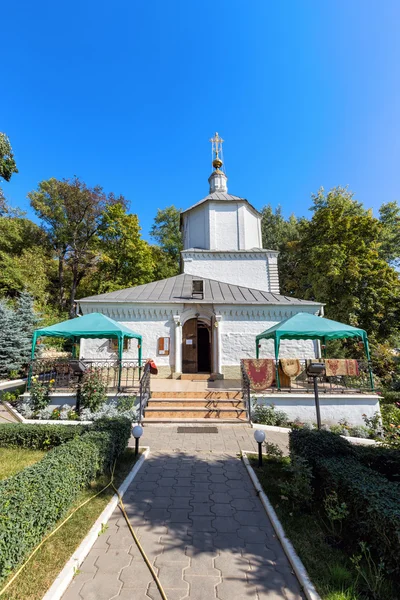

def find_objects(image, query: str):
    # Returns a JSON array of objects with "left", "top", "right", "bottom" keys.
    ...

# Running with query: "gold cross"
[{"left": 209, "top": 132, "right": 224, "bottom": 157}]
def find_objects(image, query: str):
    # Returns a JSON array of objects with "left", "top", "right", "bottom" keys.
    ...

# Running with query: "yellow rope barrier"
[
  {"left": 112, "top": 482, "right": 169, "bottom": 600},
  {"left": 0, "top": 457, "right": 168, "bottom": 600}
]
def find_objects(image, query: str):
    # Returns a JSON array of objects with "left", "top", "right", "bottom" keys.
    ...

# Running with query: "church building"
[{"left": 78, "top": 134, "right": 323, "bottom": 378}]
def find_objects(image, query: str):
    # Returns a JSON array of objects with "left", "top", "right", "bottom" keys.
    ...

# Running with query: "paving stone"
[
  {"left": 157, "top": 564, "right": 189, "bottom": 588},
  {"left": 183, "top": 575, "right": 221, "bottom": 600},
  {"left": 168, "top": 509, "right": 192, "bottom": 523},
  {"left": 155, "top": 547, "right": 190, "bottom": 565},
  {"left": 62, "top": 572, "right": 96, "bottom": 599},
  {"left": 216, "top": 578, "right": 257, "bottom": 599},
  {"left": 189, "top": 516, "right": 216, "bottom": 532},
  {"left": 210, "top": 503, "right": 235, "bottom": 517},
  {"left": 231, "top": 498, "right": 257, "bottom": 511},
  {"left": 191, "top": 492, "right": 211, "bottom": 503},
  {"left": 119, "top": 561, "right": 155, "bottom": 588},
  {"left": 146, "top": 582, "right": 189, "bottom": 600},
  {"left": 237, "top": 526, "right": 269, "bottom": 543},
  {"left": 95, "top": 549, "right": 131, "bottom": 574},
  {"left": 234, "top": 510, "right": 270, "bottom": 526},
  {"left": 79, "top": 577, "right": 122, "bottom": 599},
  {"left": 183, "top": 550, "right": 219, "bottom": 576},
  {"left": 214, "top": 551, "right": 251, "bottom": 576},
  {"left": 209, "top": 492, "right": 231, "bottom": 504},
  {"left": 227, "top": 488, "right": 252, "bottom": 499},
  {"left": 172, "top": 486, "right": 193, "bottom": 497},
  {"left": 190, "top": 502, "right": 214, "bottom": 516},
  {"left": 191, "top": 482, "right": 211, "bottom": 493},
  {"left": 211, "top": 516, "right": 240, "bottom": 533},
  {"left": 146, "top": 496, "right": 173, "bottom": 508},
  {"left": 174, "top": 477, "right": 193, "bottom": 486},
  {"left": 170, "top": 497, "right": 193, "bottom": 509}
]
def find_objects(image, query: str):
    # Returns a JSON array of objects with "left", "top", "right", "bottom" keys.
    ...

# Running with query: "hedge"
[
  {"left": 0, "top": 423, "right": 90, "bottom": 450},
  {"left": 289, "top": 429, "right": 400, "bottom": 575},
  {"left": 318, "top": 457, "right": 400, "bottom": 575},
  {"left": 0, "top": 417, "right": 131, "bottom": 581}
]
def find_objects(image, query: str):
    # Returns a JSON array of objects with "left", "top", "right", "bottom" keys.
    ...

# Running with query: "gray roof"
[
  {"left": 78, "top": 274, "right": 322, "bottom": 306},
  {"left": 181, "top": 192, "right": 262, "bottom": 216}
]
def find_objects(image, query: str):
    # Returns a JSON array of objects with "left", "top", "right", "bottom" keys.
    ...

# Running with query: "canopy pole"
[
  {"left": 138, "top": 339, "right": 142, "bottom": 378},
  {"left": 27, "top": 332, "right": 38, "bottom": 390},
  {"left": 322, "top": 336, "right": 327, "bottom": 358},
  {"left": 364, "top": 336, "right": 374, "bottom": 392},
  {"left": 256, "top": 339, "right": 260, "bottom": 359},
  {"left": 117, "top": 335, "right": 124, "bottom": 392},
  {"left": 275, "top": 336, "right": 281, "bottom": 391}
]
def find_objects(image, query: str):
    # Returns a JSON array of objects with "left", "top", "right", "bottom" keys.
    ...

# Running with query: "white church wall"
[
  {"left": 183, "top": 204, "right": 209, "bottom": 250},
  {"left": 254, "top": 394, "right": 380, "bottom": 426},
  {"left": 210, "top": 203, "right": 238, "bottom": 250},
  {"left": 182, "top": 251, "right": 277, "bottom": 292},
  {"left": 79, "top": 303, "right": 183, "bottom": 378},
  {"left": 242, "top": 204, "right": 262, "bottom": 248},
  {"left": 219, "top": 310, "right": 317, "bottom": 378}
]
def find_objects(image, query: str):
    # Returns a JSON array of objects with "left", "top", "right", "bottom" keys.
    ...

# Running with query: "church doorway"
[{"left": 182, "top": 318, "right": 212, "bottom": 374}]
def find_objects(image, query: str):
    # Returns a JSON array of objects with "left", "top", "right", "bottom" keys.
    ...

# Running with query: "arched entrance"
[{"left": 182, "top": 317, "right": 212, "bottom": 374}]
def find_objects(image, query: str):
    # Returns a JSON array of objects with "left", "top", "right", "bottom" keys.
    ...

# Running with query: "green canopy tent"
[
  {"left": 28, "top": 312, "right": 143, "bottom": 391},
  {"left": 255, "top": 312, "right": 374, "bottom": 390}
]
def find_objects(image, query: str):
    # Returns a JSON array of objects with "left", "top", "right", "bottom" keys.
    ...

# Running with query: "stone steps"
[
  {"left": 180, "top": 373, "right": 213, "bottom": 381},
  {"left": 147, "top": 398, "right": 246, "bottom": 409},
  {"left": 151, "top": 390, "right": 241, "bottom": 400},
  {"left": 143, "top": 407, "right": 247, "bottom": 420}
]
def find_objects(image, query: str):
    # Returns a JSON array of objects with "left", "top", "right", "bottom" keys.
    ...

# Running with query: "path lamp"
[
  {"left": 254, "top": 429, "right": 266, "bottom": 467},
  {"left": 132, "top": 425, "right": 143, "bottom": 457},
  {"left": 306, "top": 362, "right": 326, "bottom": 430}
]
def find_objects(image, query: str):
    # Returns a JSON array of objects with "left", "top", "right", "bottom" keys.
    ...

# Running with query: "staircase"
[{"left": 142, "top": 376, "right": 248, "bottom": 423}]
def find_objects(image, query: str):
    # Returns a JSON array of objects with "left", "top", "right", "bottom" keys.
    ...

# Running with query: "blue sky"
[{"left": 2, "top": 0, "right": 399, "bottom": 239}]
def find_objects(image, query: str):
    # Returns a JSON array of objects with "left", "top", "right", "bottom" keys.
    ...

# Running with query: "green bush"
[
  {"left": 354, "top": 445, "right": 400, "bottom": 483},
  {"left": 0, "top": 417, "right": 131, "bottom": 581},
  {"left": 380, "top": 390, "right": 400, "bottom": 405},
  {"left": 0, "top": 423, "right": 89, "bottom": 450},
  {"left": 318, "top": 456, "right": 400, "bottom": 576},
  {"left": 80, "top": 369, "right": 108, "bottom": 412},
  {"left": 252, "top": 402, "right": 289, "bottom": 426},
  {"left": 289, "top": 428, "right": 356, "bottom": 464}
]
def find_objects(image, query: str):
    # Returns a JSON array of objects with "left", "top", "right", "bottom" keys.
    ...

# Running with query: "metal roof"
[
  {"left": 78, "top": 274, "right": 322, "bottom": 306},
  {"left": 181, "top": 192, "right": 262, "bottom": 216}
]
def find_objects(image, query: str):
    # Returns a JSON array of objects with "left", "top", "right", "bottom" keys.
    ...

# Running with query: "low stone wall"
[{"left": 255, "top": 393, "right": 380, "bottom": 426}]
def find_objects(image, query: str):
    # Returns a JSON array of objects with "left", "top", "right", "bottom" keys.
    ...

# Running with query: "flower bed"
[{"left": 0, "top": 418, "right": 131, "bottom": 582}]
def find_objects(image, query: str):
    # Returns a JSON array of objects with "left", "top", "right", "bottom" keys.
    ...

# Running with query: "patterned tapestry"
[
  {"left": 325, "top": 359, "right": 359, "bottom": 377},
  {"left": 242, "top": 359, "right": 275, "bottom": 391},
  {"left": 280, "top": 358, "right": 302, "bottom": 379}
]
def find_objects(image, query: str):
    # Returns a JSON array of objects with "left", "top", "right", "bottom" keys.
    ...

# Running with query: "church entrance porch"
[{"left": 182, "top": 317, "right": 212, "bottom": 374}]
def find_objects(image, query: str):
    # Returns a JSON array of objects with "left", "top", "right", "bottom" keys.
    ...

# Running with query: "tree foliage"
[
  {"left": 150, "top": 205, "right": 182, "bottom": 278},
  {"left": 0, "top": 132, "right": 18, "bottom": 215},
  {"left": 28, "top": 177, "right": 128, "bottom": 316}
]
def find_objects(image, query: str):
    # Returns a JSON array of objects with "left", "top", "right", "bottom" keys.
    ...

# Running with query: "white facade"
[
  {"left": 80, "top": 303, "right": 319, "bottom": 378},
  {"left": 182, "top": 250, "right": 279, "bottom": 293}
]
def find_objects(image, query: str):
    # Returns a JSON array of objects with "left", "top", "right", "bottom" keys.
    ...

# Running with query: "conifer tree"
[
  {"left": 0, "top": 300, "right": 18, "bottom": 378},
  {"left": 14, "top": 291, "right": 39, "bottom": 369}
]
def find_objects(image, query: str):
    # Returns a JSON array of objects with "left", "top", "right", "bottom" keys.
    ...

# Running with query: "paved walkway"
[{"left": 63, "top": 426, "right": 303, "bottom": 600}]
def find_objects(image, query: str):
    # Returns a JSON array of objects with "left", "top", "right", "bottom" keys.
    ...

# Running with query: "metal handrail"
[
  {"left": 138, "top": 361, "right": 151, "bottom": 424},
  {"left": 240, "top": 360, "right": 251, "bottom": 422}
]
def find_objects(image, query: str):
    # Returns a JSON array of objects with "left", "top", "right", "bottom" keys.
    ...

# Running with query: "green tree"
[
  {"left": 150, "top": 205, "right": 182, "bottom": 278},
  {"left": 0, "top": 132, "right": 18, "bottom": 215},
  {"left": 14, "top": 291, "right": 39, "bottom": 369},
  {"left": 0, "top": 300, "right": 18, "bottom": 378},
  {"left": 81, "top": 204, "right": 155, "bottom": 294},
  {"left": 28, "top": 177, "right": 127, "bottom": 317},
  {"left": 284, "top": 187, "right": 400, "bottom": 342},
  {"left": 378, "top": 201, "right": 400, "bottom": 267},
  {"left": 0, "top": 216, "right": 54, "bottom": 302}
]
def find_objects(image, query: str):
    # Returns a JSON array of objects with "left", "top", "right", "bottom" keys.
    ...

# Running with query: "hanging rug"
[
  {"left": 325, "top": 359, "right": 359, "bottom": 377},
  {"left": 242, "top": 359, "right": 275, "bottom": 391},
  {"left": 280, "top": 358, "right": 302, "bottom": 378}
]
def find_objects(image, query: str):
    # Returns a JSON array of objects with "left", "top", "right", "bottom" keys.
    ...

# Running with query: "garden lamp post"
[
  {"left": 306, "top": 362, "right": 326, "bottom": 430},
  {"left": 254, "top": 429, "right": 266, "bottom": 466},
  {"left": 132, "top": 425, "right": 143, "bottom": 457}
]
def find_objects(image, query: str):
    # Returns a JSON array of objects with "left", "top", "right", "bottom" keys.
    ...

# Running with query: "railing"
[
  {"left": 27, "top": 358, "right": 149, "bottom": 392},
  {"left": 138, "top": 361, "right": 151, "bottom": 424},
  {"left": 240, "top": 360, "right": 252, "bottom": 421},
  {"left": 241, "top": 359, "right": 376, "bottom": 394}
]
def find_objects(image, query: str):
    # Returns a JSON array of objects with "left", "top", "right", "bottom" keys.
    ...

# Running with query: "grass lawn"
[
  {"left": 1, "top": 448, "right": 141, "bottom": 600},
  {"left": 248, "top": 455, "right": 362, "bottom": 600},
  {"left": 0, "top": 448, "right": 46, "bottom": 480}
]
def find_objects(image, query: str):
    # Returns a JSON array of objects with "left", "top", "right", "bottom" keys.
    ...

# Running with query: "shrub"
[
  {"left": 318, "top": 456, "right": 400, "bottom": 576},
  {"left": 79, "top": 369, "right": 108, "bottom": 412},
  {"left": 280, "top": 455, "right": 313, "bottom": 511},
  {"left": 252, "top": 402, "right": 289, "bottom": 426},
  {"left": 380, "top": 390, "right": 400, "bottom": 405},
  {"left": 354, "top": 445, "right": 400, "bottom": 483},
  {"left": 0, "top": 423, "right": 89, "bottom": 450},
  {"left": 116, "top": 395, "right": 136, "bottom": 412},
  {"left": 0, "top": 417, "right": 130, "bottom": 581},
  {"left": 289, "top": 428, "right": 356, "bottom": 464},
  {"left": 29, "top": 378, "right": 53, "bottom": 411}
]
